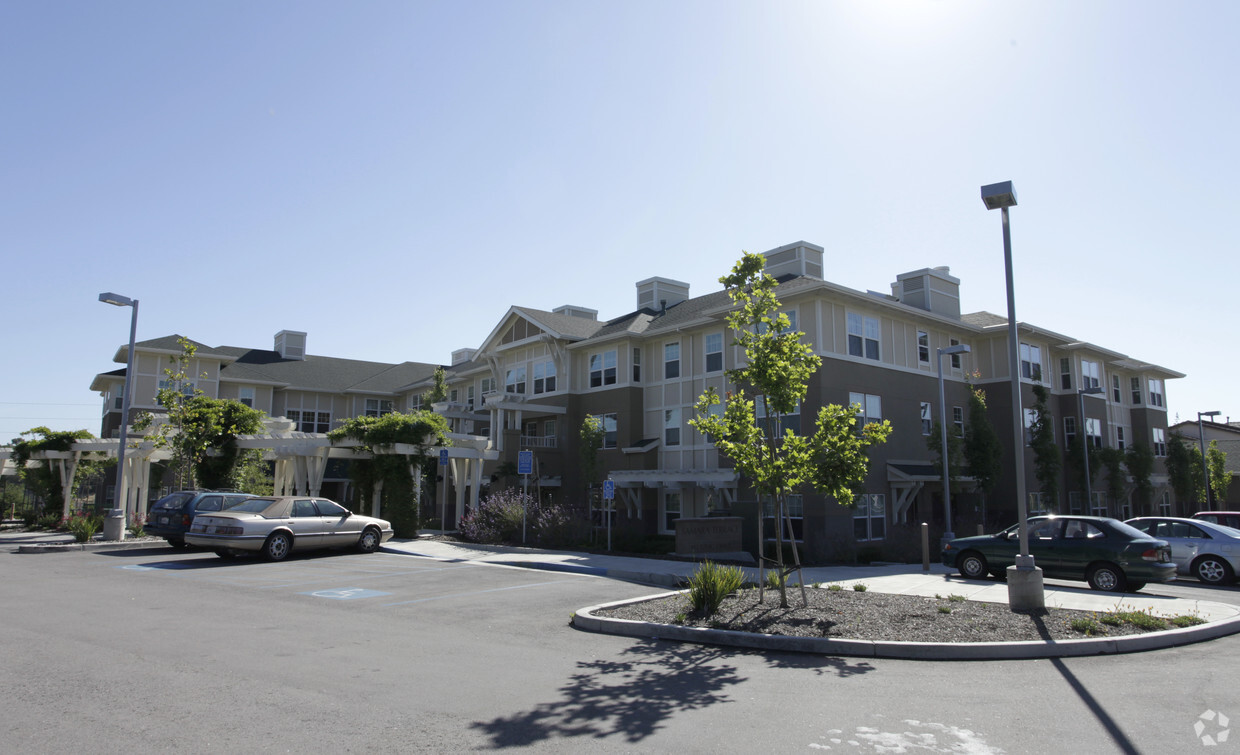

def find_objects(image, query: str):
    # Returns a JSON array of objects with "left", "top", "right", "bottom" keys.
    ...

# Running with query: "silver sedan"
[
  {"left": 1125, "top": 516, "right": 1240, "bottom": 585},
  {"left": 186, "top": 496, "right": 393, "bottom": 561}
]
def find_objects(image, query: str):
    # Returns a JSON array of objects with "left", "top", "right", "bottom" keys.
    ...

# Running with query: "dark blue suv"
[{"left": 146, "top": 491, "right": 257, "bottom": 548}]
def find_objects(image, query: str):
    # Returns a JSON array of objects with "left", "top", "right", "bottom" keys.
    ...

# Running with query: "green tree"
[
  {"left": 579, "top": 414, "right": 604, "bottom": 505},
  {"left": 963, "top": 385, "right": 1003, "bottom": 526},
  {"left": 1098, "top": 447, "right": 1127, "bottom": 511},
  {"left": 1064, "top": 435, "right": 1103, "bottom": 503},
  {"left": 329, "top": 411, "right": 451, "bottom": 537},
  {"left": 1028, "top": 385, "right": 1061, "bottom": 511},
  {"left": 1165, "top": 432, "right": 1202, "bottom": 506},
  {"left": 691, "top": 253, "right": 892, "bottom": 608},
  {"left": 10, "top": 427, "right": 101, "bottom": 514},
  {"left": 1125, "top": 442, "right": 1155, "bottom": 514},
  {"left": 1207, "top": 440, "right": 1230, "bottom": 507},
  {"left": 422, "top": 366, "right": 449, "bottom": 406},
  {"left": 926, "top": 420, "right": 965, "bottom": 493}
]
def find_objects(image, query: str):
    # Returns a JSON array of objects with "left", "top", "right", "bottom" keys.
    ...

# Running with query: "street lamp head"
[
  {"left": 981, "top": 181, "right": 1017, "bottom": 210},
  {"left": 1199, "top": 410, "right": 1222, "bottom": 419},
  {"left": 940, "top": 344, "right": 971, "bottom": 356},
  {"left": 98, "top": 292, "right": 135, "bottom": 308}
]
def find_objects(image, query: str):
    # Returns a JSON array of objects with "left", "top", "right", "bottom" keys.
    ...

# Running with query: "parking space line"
[
  {"left": 256, "top": 564, "right": 483, "bottom": 590},
  {"left": 381, "top": 578, "right": 574, "bottom": 607}
]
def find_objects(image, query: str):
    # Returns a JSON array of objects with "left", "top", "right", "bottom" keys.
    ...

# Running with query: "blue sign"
[
  {"left": 518, "top": 450, "right": 534, "bottom": 476},
  {"left": 603, "top": 479, "right": 615, "bottom": 500},
  {"left": 439, "top": 448, "right": 449, "bottom": 466}
]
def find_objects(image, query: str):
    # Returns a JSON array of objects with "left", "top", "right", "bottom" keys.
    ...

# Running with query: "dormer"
[
  {"left": 552, "top": 305, "right": 598, "bottom": 321},
  {"left": 891, "top": 267, "right": 961, "bottom": 319},
  {"left": 763, "top": 241, "right": 824, "bottom": 280},
  {"left": 636, "top": 277, "right": 690, "bottom": 311},
  {"left": 275, "top": 330, "right": 307, "bottom": 361}
]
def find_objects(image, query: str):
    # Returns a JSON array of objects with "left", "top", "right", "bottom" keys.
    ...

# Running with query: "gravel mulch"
[{"left": 596, "top": 586, "right": 1198, "bottom": 643}]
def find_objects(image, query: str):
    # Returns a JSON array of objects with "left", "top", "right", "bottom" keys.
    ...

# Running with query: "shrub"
[
  {"left": 38, "top": 512, "right": 61, "bottom": 530},
  {"left": 64, "top": 514, "right": 102, "bottom": 543},
  {"left": 458, "top": 488, "right": 533, "bottom": 544},
  {"left": 687, "top": 560, "right": 746, "bottom": 616},
  {"left": 533, "top": 501, "right": 592, "bottom": 549},
  {"left": 128, "top": 513, "right": 146, "bottom": 538}
]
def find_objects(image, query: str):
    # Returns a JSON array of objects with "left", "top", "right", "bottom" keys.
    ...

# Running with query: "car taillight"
[
  {"left": 1141, "top": 548, "right": 1166, "bottom": 562},
  {"left": 182, "top": 514, "right": 192, "bottom": 527}
]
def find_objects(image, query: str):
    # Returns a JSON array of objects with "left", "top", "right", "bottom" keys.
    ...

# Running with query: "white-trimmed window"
[
  {"left": 1019, "top": 343, "right": 1042, "bottom": 382},
  {"left": 920, "top": 402, "right": 932, "bottom": 435},
  {"left": 1068, "top": 491, "right": 1082, "bottom": 515},
  {"left": 1090, "top": 492, "right": 1107, "bottom": 518},
  {"left": 949, "top": 338, "right": 963, "bottom": 369},
  {"left": 1159, "top": 491, "right": 1172, "bottom": 516},
  {"left": 705, "top": 333, "right": 724, "bottom": 373},
  {"left": 1028, "top": 492, "right": 1050, "bottom": 516},
  {"left": 1153, "top": 427, "right": 1166, "bottom": 457},
  {"left": 853, "top": 494, "right": 886, "bottom": 541},
  {"left": 1112, "top": 374, "right": 1122, "bottom": 404},
  {"left": 952, "top": 406, "right": 964, "bottom": 436},
  {"left": 593, "top": 413, "right": 617, "bottom": 450},
  {"left": 1148, "top": 379, "right": 1164, "bottom": 407},
  {"left": 917, "top": 331, "right": 930, "bottom": 365},
  {"left": 589, "top": 350, "right": 616, "bottom": 388},
  {"left": 467, "top": 386, "right": 475, "bottom": 410},
  {"left": 1085, "top": 417, "right": 1102, "bottom": 449},
  {"left": 1064, "top": 416, "right": 1077, "bottom": 446},
  {"left": 660, "top": 491, "right": 682, "bottom": 534},
  {"left": 664, "top": 408, "right": 681, "bottom": 446},
  {"left": 449, "top": 389, "right": 459, "bottom": 403},
  {"left": 1116, "top": 426, "right": 1126, "bottom": 451},
  {"left": 756, "top": 395, "right": 801, "bottom": 435},
  {"left": 409, "top": 394, "right": 422, "bottom": 411},
  {"left": 238, "top": 387, "right": 255, "bottom": 408},
  {"left": 664, "top": 342, "right": 680, "bottom": 379},
  {"left": 762, "top": 494, "right": 804, "bottom": 541},
  {"left": 1024, "top": 407, "right": 1037, "bottom": 445},
  {"left": 505, "top": 366, "right": 526, "bottom": 394},
  {"left": 365, "top": 399, "right": 393, "bottom": 417},
  {"left": 481, "top": 377, "right": 496, "bottom": 395},
  {"left": 1060, "top": 357, "right": 1072, "bottom": 390},
  {"left": 847, "top": 313, "right": 880, "bottom": 360},
  {"left": 533, "top": 360, "right": 556, "bottom": 394},
  {"left": 632, "top": 347, "right": 642, "bottom": 382},
  {"left": 287, "top": 409, "right": 330, "bottom": 433},
  {"left": 849, "top": 392, "right": 882, "bottom": 425},
  {"left": 1082, "top": 360, "right": 1100, "bottom": 391},
  {"left": 1131, "top": 377, "right": 1142, "bottom": 405}
]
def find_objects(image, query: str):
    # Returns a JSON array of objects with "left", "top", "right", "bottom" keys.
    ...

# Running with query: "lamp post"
[
  {"left": 1077, "top": 386, "right": 1104, "bottom": 512},
  {"left": 99, "top": 292, "right": 139, "bottom": 541},
  {"left": 937, "top": 343, "right": 971, "bottom": 544},
  {"left": 1198, "top": 410, "right": 1221, "bottom": 510},
  {"left": 981, "top": 180, "right": 1044, "bottom": 610}
]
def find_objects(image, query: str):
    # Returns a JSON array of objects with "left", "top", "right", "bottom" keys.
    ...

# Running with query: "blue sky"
[{"left": 4, "top": 1, "right": 1237, "bottom": 441}]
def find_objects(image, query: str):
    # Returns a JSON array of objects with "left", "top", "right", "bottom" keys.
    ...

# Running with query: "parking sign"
[{"left": 518, "top": 450, "right": 533, "bottom": 476}]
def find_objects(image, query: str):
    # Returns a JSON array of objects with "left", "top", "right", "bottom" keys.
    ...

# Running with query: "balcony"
[{"left": 519, "top": 434, "right": 558, "bottom": 449}]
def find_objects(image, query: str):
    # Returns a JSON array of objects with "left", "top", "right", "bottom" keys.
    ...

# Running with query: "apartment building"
[{"left": 92, "top": 242, "right": 1183, "bottom": 560}]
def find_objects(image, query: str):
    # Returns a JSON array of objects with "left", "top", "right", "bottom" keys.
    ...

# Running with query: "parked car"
[
  {"left": 941, "top": 515, "right": 1176, "bottom": 592},
  {"left": 1192, "top": 511, "right": 1240, "bottom": 530},
  {"left": 1125, "top": 516, "right": 1240, "bottom": 585},
  {"left": 146, "top": 491, "right": 257, "bottom": 548},
  {"left": 185, "top": 496, "right": 393, "bottom": 561}
]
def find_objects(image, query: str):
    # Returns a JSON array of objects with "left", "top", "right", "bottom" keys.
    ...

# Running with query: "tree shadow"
[
  {"left": 469, "top": 639, "right": 746, "bottom": 748},
  {"left": 761, "top": 651, "right": 876, "bottom": 677}
]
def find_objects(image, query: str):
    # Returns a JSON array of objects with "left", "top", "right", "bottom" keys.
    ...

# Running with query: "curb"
[
  {"left": 379, "top": 546, "right": 687, "bottom": 588},
  {"left": 16, "top": 539, "right": 169, "bottom": 554},
  {"left": 572, "top": 592, "right": 1240, "bottom": 661}
]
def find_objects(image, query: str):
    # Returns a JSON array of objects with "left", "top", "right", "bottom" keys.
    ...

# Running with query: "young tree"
[
  {"left": 1098, "top": 447, "right": 1127, "bottom": 512},
  {"left": 1125, "top": 442, "right": 1155, "bottom": 514},
  {"left": 963, "top": 385, "right": 1002, "bottom": 527},
  {"left": 422, "top": 366, "right": 449, "bottom": 407},
  {"left": 926, "top": 420, "right": 965, "bottom": 494},
  {"left": 1165, "top": 433, "right": 1202, "bottom": 506},
  {"left": 691, "top": 253, "right": 892, "bottom": 608},
  {"left": 579, "top": 414, "right": 604, "bottom": 507},
  {"left": 1207, "top": 440, "right": 1230, "bottom": 507},
  {"left": 1028, "top": 385, "right": 1061, "bottom": 511}
]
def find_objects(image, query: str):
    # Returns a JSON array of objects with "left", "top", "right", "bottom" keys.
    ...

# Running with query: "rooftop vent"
[
  {"left": 552, "top": 305, "right": 598, "bottom": 321},
  {"left": 451, "top": 348, "right": 477, "bottom": 365},
  {"left": 891, "top": 267, "right": 961, "bottom": 319},
  {"left": 275, "top": 330, "right": 307, "bottom": 361},
  {"left": 636, "top": 277, "right": 690, "bottom": 311},
  {"left": 762, "top": 241, "right": 824, "bottom": 280}
]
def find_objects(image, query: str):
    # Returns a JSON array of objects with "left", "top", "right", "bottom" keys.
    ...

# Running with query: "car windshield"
[
  {"left": 151, "top": 492, "right": 194, "bottom": 511},
  {"left": 227, "top": 498, "right": 278, "bottom": 514}
]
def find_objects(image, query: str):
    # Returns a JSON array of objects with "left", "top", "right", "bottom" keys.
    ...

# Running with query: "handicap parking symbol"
[{"left": 300, "top": 587, "right": 391, "bottom": 600}]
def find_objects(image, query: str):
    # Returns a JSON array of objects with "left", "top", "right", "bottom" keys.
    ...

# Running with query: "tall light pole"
[
  {"left": 981, "top": 180, "right": 1044, "bottom": 610},
  {"left": 99, "top": 292, "right": 139, "bottom": 541},
  {"left": 1198, "top": 410, "right": 1221, "bottom": 510},
  {"left": 937, "top": 343, "right": 971, "bottom": 543},
  {"left": 1078, "top": 386, "right": 1104, "bottom": 512}
]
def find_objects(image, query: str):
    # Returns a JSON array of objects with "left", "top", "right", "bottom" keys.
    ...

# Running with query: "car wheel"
[
  {"left": 214, "top": 549, "right": 237, "bottom": 560},
  {"left": 957, "top": 551, "right": 988, "bottom": 580},
  {"left": 357, "top": 526, "right": 381, "bottom": 554},
  {"left": 1192, "top": 556, "right": 1235, "bottom": 585},
  {"left": 167, "top": 539, "right": 189, "bottom": 549},
  {"left": 1087, "top": 563, "right": 1127, "bottom": 592},
  {"left": 263, "top": 532, "right": 292, "bottom": 561}
]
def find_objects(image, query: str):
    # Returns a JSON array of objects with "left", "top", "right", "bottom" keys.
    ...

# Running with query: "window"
[
  {"left": 543, "top": 419, "right": 556, "bottom": 439},
  {"left": 481, "top": 377, "right": 496, "bottom": 395},
  {"left": 949, "top": 338, "right": 963, "bottom": 369},
  {"left": 1081, "top": 360, "right": 1100, "bottom": 390},
  {"left": 287, "top": 410, "right": 330, "bottom": 433},
  {"left": 756, "top": 395, "right": 800, "bottom": 435},
  {"left": 1090, "top": 491, "right": 1107, "bottom": 518},
  {"left": 952, "top": 406, "right": 964, "bottom": 436},
  {"left": 705, "top": 333, "right": 724, "bottom": 373},
  {"left": 664, "top": 342, "right": 680, "bottom": 379},
  {"left": 365, "top": 399, "right": 393, "bottom": 417},
  {"left": 1116, "top": 426, "right": 1126, "bottom": 451},
  {"left": 920, "top": 402, "right": 932, "bottom": 435},
  {"left": 762, "top": 494, "right": 804, "bottom": 541},
  {"left": 1028, "top": 492, "right": 1049, "bottom": 516},
  {"left": 158, "top": 379, "right": 196, "bottom": 396},
  {"left": 593, "top": 413, "right": 617, "bottom": 449},
  {"left": 661, "top": 491, "right": 682, "bottom": 534},
  {"left": 917, "top": 331, "right": 930, "bottom": 365},
  {"left": 1064, "top": 416, "right": 1077, "bottom": 446},
  {"left": 467, "top": 386, "right": 475, "bottom": 410},
  {"left": 450, "top": 389, "right": 458, "bottom": 403},
  {"left": 505, "top": 366, "right": 526, "bottom": 394},
  {"left": 1085, "top": 417, "right": 1102, "bottom": 449},
  {"left": 1060, "top": 358, "right": 1072, "bottom": 390},
  {"left": 847, "top": 313, "right": 880, "bottom": 360},
  {"left": 533, "top": 360, "right": 556, "bottom": 394},
  {"left": 1019, "top": 343, "right": 1042, "bottom": 382},
  {"left": 1148, "top": 379, "right": 1164, "bottom": 407},
  {"left": 1131, "top": 377, "right": 1142, "bottom": 405},
  {"left": 854, "top": 494, "right": 885, "bottom": 541},
  {"left": 1067, "top": 490, "right": 1082, "bottom": 515},
  {"left": 589, "top": 350, "right": 616, "bottom": 388},
  {"left": 1153, "top": 427, "right": 1166, "bottom": 457},
  {"left": 849, "top": 392, "right": 882, "bottom": 425},
  {"left": 1158, "top": 491, "right": 1172, "bottom": 516},
  {"left": 1023, "top": 407, "right": 1037, "bottom": 445},
  {"left": 409, "top": 394, "right": 422, "bottom": 411},
  {"left": 664, "top": 408, "right": 681, "bottom": 446},
  {"left": 632, "top": 347, "right": 641, "bottom": 382},
  {"left": 239, "top": 387, "right": 255, "bottom": 408},
  {"left": 1112, "top": 375, "right": 1122, "bottom": 404}
]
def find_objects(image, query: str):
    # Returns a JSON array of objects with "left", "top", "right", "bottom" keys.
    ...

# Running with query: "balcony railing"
[{"left": 520, "top": 434, "right": 557, "bottom": 449}]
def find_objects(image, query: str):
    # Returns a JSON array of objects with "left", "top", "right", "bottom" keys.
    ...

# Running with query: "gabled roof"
[{"left": 113, "top": 334, "right": 238, "bottom": 364}]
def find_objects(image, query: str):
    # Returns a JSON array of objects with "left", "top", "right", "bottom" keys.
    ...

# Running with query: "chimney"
[
  {"left": 891, "top": 267, "right": 961, "bottom": 319},
  {"left": 275, "top": 330, "right": 307, "bottom": 360},
  {"left": 762, "top": 241, "right": 824, "bottom": 280},
  {"left": 636, "top": 277, "right": 690, "bottom": 311}
]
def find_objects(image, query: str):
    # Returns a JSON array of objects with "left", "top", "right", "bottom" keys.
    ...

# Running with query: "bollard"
[{"left": 921, "top": 522, "right": 930, "bottom": 572}]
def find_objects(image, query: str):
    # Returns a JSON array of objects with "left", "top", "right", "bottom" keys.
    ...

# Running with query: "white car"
[
  {"left": 1125, "top": 516, "right": 1240, "bottom": 585},
  {"left": 186, "top": 496, "right": 393, "bottom": 561}
]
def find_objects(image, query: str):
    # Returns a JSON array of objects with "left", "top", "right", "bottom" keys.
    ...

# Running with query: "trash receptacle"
[{"left": 102, "top": 508, "right": 127, "bottom": 541}]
